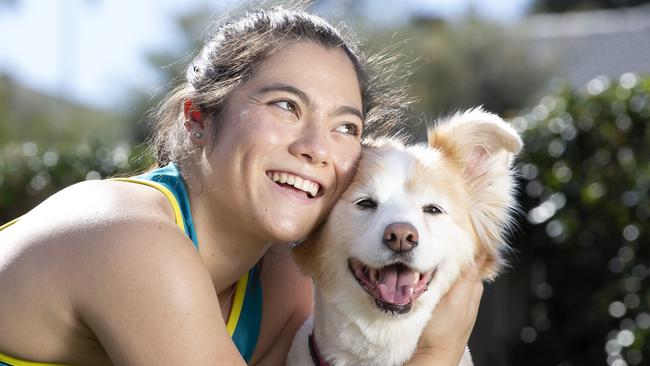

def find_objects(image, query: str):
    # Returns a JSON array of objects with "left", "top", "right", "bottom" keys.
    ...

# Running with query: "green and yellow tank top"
[{"left": 0, "top": 163, "right": 263, "bottom": 365}]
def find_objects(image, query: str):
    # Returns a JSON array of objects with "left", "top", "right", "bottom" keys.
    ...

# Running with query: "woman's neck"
[{"left": 183, "top": 162, "right": 272, "bottom": 292}]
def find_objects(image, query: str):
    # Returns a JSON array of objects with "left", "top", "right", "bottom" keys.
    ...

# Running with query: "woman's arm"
[
  {"left": 74, "top": 220, "right": 249, "bottom": 366},
  {"left": 406, "top": 256, "right": 486, "bottom": 366}
]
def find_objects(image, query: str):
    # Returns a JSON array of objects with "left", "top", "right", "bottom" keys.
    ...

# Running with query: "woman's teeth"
[{"left": 268, "top": 171, "right": 320, "bottom": 198}]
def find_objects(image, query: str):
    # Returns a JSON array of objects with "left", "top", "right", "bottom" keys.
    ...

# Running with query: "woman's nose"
[{"left": 288, "top": 124, "right": 331, "bottom": 166}]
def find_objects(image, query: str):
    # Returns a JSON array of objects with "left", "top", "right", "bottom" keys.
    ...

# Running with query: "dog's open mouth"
[{"left": 348, "top": 258, "right": 434, "bottom": 314}]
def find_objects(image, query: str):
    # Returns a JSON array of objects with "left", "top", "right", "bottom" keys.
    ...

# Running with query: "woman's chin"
[{"left": 266, "top": 219, "right": 316, "bottom": 244}]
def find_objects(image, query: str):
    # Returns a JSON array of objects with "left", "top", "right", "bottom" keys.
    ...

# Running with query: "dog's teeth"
[
  {"left": 272, "top": 172, "right": 280, "bottom": 182},
  {"left": 279, "top": 173, "right": 288, "bottom": 183},
  {"left": 287, "top": 174, "right": 295, "bottom": 185},
  {"left": 370, "top": 268, "right": 378, "bottom": 282}
]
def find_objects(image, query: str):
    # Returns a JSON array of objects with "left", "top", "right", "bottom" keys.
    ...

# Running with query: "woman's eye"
[
  {"left": 273, "top": 100, "right": 298, "bottom": 115},
  {"left": 335, "top": 123, "right": 360, "bottom": 136},
  {"left": 354, "top": 198, "right": 378, "bottom": 210},
  {"left": 423, "top": 204, "right": 444, "bottom": 215}
]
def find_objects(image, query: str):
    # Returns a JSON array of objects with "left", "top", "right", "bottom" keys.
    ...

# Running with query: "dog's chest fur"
[{"left": 286, "top": 294, "right": 435, "bottom": 366}]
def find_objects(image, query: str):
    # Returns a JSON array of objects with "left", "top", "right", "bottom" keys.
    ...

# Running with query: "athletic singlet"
[{"left": 0, "top": 163, "right": 262, "bottom": 365}]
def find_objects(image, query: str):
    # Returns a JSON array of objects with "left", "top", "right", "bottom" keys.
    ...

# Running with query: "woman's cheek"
[{"left": 339, "top": 145, "right": 362, "bottom": 184}]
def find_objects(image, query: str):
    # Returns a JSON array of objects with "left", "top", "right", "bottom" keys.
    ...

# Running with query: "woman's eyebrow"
[
  {"left": 333, "top": 105, "right": 363, "bottom": 121},
  {"left": 257, "top": 82, "right": 363, "bottom": 120},
  {"left": 257, "top": 83, "right": 311, "bottom": 106}
]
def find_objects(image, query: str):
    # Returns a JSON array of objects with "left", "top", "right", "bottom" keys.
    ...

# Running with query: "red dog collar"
[{"left": 308, "top": 331, "right": 331, "bottom": 366}]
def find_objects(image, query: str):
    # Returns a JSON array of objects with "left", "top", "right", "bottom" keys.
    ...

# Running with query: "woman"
[{"left": 0, "top": 6, "right": 483, "bottom": 365}]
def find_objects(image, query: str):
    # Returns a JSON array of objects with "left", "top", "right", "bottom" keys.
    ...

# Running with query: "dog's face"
[{"left": 294, "top": 108, "right": 522, "bottom": 319}]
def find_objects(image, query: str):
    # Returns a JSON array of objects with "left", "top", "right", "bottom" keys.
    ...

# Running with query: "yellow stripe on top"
[
  {"left": 226, "top": 272, "right": 249, "bottom": 336},
  {"left": 0, "top": 218, "right": 19, "bottom": 231},
  {"left": 0, "top": 352, "right": 67, "bottom": 366},
  {"left": 112, "top": 178, "right": 186, "bottom": 232}
]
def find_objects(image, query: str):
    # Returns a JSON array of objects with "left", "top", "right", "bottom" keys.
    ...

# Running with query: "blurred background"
[{"left": 1, "top": 0, "right": 649, "bottom": 364}]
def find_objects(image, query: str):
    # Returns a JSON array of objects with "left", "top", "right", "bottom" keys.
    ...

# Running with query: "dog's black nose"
[{"left": 383, "top": 222, "right": 418, "bottom": 253}]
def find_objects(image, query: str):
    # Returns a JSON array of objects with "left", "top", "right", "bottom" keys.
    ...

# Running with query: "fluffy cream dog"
[{"left": 286, "top": 108, "right": 523, "bottom": 366}]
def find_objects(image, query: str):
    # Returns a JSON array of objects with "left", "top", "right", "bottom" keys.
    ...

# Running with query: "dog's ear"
[{"left": 428, "top": 107, "right": 522, "bottom": 280}]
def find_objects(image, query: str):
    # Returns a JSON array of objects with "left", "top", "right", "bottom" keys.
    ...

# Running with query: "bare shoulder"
[
  {"left": 0, "top": 178, "right": 189, "bottom": 288},
  {"left": 4, "top": 177, "right": 210, "bottom": 306},
  {"left": 251, "top": 244, "right": 314, "bottom": 365},
  {"left": 29, "top": 178, "right": 175, "bottom": 225}
]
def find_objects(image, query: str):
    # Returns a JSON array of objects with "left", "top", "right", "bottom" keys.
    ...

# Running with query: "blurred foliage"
[
  {"left": 0, "top": 72, "right": 153, "bottom": 222},
  {"left": 0, "top": 75, "right": 132, "bottom": 148},
  {"left": 0, "top": 141, "right": 153, "bottom": 223},
  {"left": 407, "top": 19, "right": 551, "bottom": 116},
  {"left": 365, "top": 18, "right": 553, "bottom": 138},
  {"left": 508, "top": 73, "right": 650, "bottom": 365}
]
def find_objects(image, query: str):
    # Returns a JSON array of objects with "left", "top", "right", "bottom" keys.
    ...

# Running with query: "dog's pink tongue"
[{"left": 377, "top": 266, "right": 416, "bottom": 305}]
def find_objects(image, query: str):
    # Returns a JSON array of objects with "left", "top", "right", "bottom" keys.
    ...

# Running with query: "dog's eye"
[
  {"left": 354, "top": 198, "right": 378, "bottom": 210},
  {"left": 423, "top": 204, "right": 444, "bottom": 215}
]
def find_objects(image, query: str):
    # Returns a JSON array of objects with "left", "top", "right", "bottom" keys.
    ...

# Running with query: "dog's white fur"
[{"left": 286, "top": 108, "right": 522, "bottom": 366}]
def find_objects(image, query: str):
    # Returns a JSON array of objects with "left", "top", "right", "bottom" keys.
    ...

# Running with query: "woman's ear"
[{"left": 183, "top": 100, "right": 207, "bottom": 145}]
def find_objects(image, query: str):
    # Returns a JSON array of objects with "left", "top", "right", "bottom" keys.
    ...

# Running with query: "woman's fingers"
[
  {"left": 415, "top": 255, "right": 487, "bottom": 364},
  {"left": 460, "top": 254, "right": 486, "bottom": 315}
]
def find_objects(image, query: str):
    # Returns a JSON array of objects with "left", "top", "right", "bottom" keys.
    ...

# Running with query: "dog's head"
[{"left": 294, "top": 108, "right": 522, "bottom": 317}]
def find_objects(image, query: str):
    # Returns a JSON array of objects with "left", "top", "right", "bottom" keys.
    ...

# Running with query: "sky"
[{"left": 0, "top": 0, "right": 533, "bottom": 110}]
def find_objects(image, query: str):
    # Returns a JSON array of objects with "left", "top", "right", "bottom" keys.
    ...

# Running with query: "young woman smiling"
[{"left": 0, "top": 6, "right": 483, "bottom": 366}]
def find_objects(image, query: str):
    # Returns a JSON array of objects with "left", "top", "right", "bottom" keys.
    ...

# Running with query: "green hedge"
[
  {"left": 0, "top": 142, "right": 152, "bottom": 224},
  {"left": 510, "top": 73, "right": 650, "bottom": 365}
]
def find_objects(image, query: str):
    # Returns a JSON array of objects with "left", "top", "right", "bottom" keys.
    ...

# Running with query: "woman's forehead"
[{"left": 246, "top": 41, "right": 362, "bottom": 106}]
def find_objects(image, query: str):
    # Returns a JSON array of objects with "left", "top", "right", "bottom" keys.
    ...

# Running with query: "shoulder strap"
[{"left": 112, "top": 177, "right": 186, "bottom": 233}]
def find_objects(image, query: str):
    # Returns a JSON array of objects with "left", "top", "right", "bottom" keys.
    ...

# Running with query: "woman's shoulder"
[
  {"left": 42, "top": 178, "right": 176, "bottom": 222},
  {"left": 1, "top": 177, "right": 200, "bottom": 287},
  {"left": 8, "top": 178, "right": 176, "bottom": 237}
]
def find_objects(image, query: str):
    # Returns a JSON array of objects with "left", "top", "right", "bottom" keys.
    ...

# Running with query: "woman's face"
[{"left": 204, "top": 41, "right": 363, "bottom": 243}]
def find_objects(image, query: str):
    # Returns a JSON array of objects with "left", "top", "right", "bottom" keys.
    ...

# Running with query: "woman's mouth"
[
  {"left": 266, "top": 171, "right": 322, "bottom": 199},
  {"left": 348, "top": 258, "right": 435, "bottom": 314}
]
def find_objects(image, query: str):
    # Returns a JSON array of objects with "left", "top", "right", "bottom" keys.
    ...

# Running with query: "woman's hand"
[{"left": 407, "top": 255, "right": 486, "bottom": 366}]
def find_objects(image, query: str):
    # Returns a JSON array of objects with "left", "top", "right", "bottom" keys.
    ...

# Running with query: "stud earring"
[{"left": 193, "top": 131, "right": 204, "bottom": 139}]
